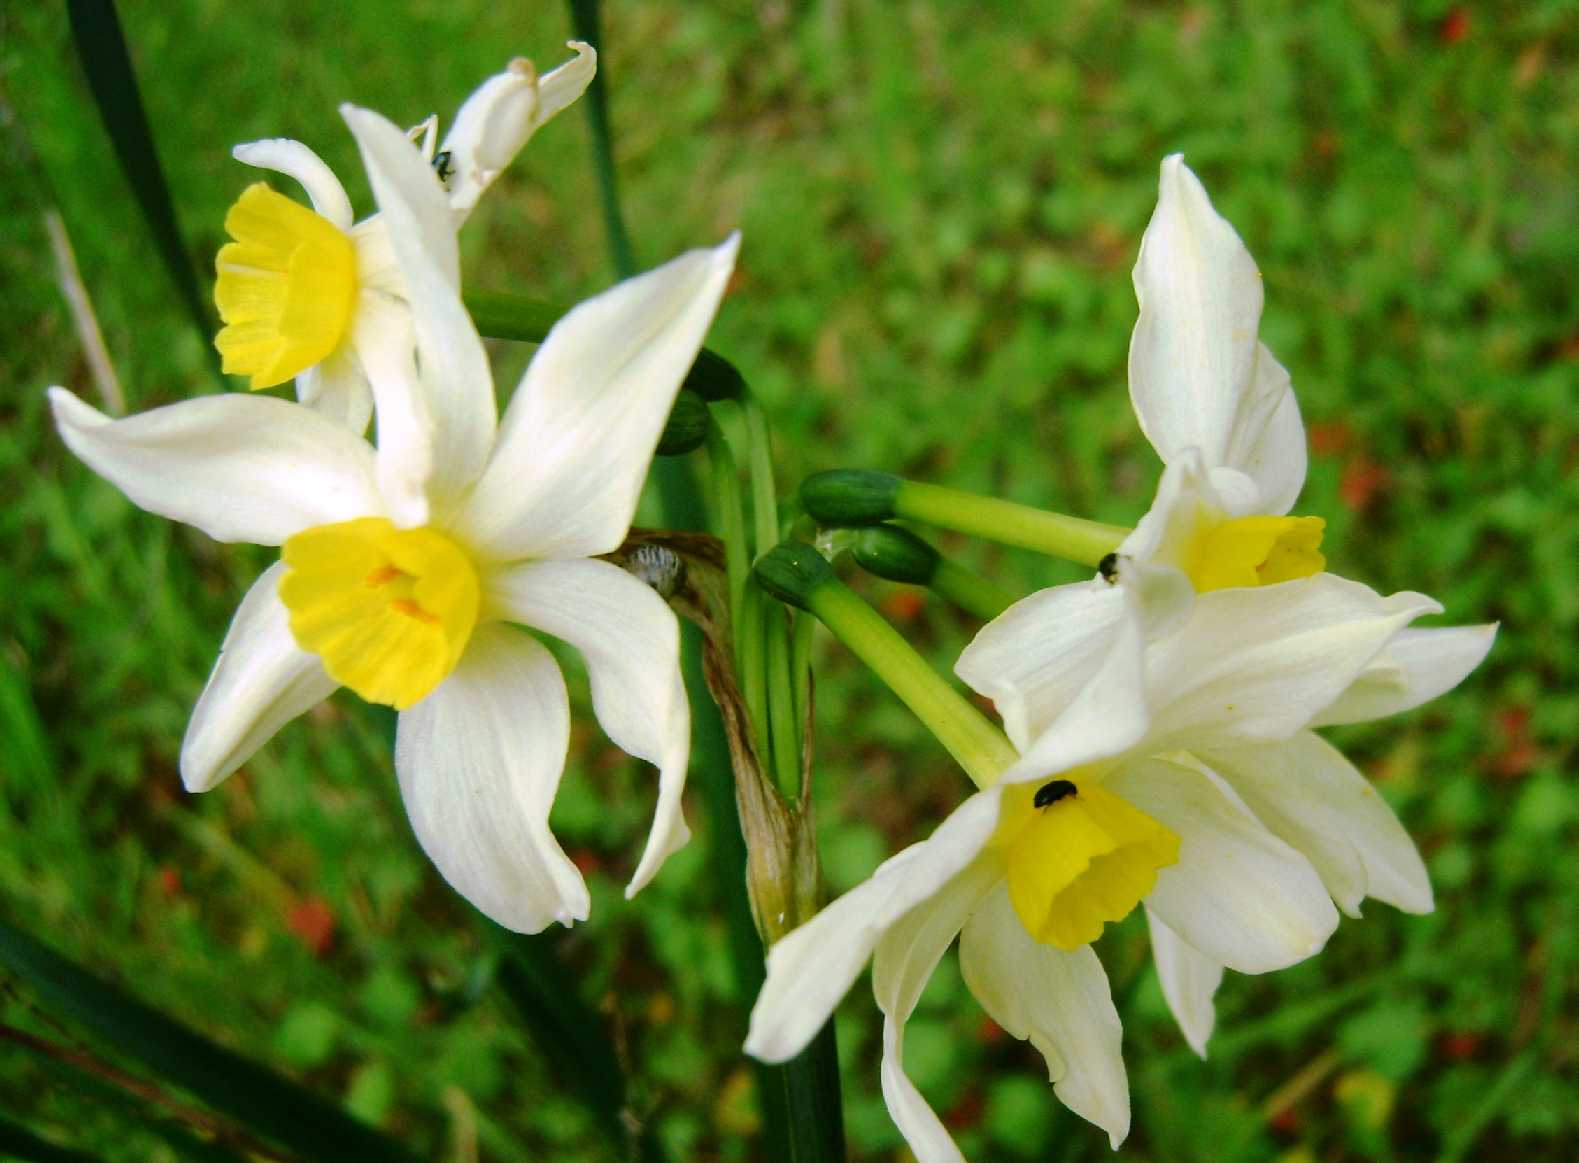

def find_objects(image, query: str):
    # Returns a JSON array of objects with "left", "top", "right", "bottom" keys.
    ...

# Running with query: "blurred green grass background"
[{"left": 3, "top": 2, "right": 1577, "bottom": 1159}]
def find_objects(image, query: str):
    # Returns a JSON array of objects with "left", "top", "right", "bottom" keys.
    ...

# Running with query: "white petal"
[
  {"left": 1128, "top": 155, "right": 1266, "bottom": 473},
  {"left": 1108, "top": 758, "right": 1338, "bottom": 974},
  {"left": 1143, "top": 574, "right": 1442, "bottom": 748},
  {"left": 996, "top": 596, "right": 1151, "bottom": 786},
  {"left": 960, "top": 886, "right": 1130, "bottom": 1148},
  {"left": 1200, "top": 733, "right": 1432, "bottom": 915},
  {"left": 486, "top": 558, "right": 690, "bottom": 896},
  {"left": 955, "top": 579, "right": 1133, "bottom": 752},
  {"left": 1220, "top": 343, "right": 1306, "bottom": 515},
  {"left": 871, "top": 860, "right": 1000, "bottom": 1163},
  {"left": 439, "top": 43, "right": 597, "bottom": 220},
  {"left": 394, "top": 624, "right": 588, "bottom": 932},
  {"left": 1146, "top": 908, "right": 1222, "bottom": 1058},
  {"left": 180, "top": 562, "right": 337, "bottom": 792},
  {"left": 296, "top": 356, "right": 374, "bottom": 435},
  {"left": 1313, "top": 624, "right": 1497, "bottom": 727},
  {"left": 342, "top": 105, "right": 496, "bottom": 508},
  {"left": 745, "top": 788, "right": 1005, "bottom": 1063},
  {"left": 458, "top": 235, "right": 739, "bottom": 561},
  {"left": 348, "top": 294, "right": 429, "bottom": 528},
  {"left": 1119, "top": 449, "right": 1231, "bottom": 569},
  {"left": 232, "top": 138, "right": 354, "bottom": 231},
  {"left": 49, "top": 387, "right": 382, "bottom": 545}
]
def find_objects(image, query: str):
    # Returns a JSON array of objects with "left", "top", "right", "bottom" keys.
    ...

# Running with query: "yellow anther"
[
  {"left": 279, "top": 518, "right": 479, "bottom": 710},
  {"left": 1001, "top": 778, "right": 1180, "bottom": 951},
  {"left": 1186, "top": 515, "right": 1326, "bottom": 592},
  {"left": 214, "top": 183, "right": 358, "bottom": 389}
]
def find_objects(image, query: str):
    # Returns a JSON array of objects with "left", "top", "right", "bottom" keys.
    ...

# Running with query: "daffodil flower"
[
  {"left": 214, "top": 43, "right": 595, "bottom": 430},
  {"left": 747, "top": 573, "right": 1450, "bottom": 1155},
  {"left": 52, "top": 101, "right": 738, "bottom": 933}
]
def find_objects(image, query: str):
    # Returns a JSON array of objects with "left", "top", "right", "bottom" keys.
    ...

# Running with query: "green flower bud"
[
  {"left": 656, "top": 390, "right": 710, "bottom": 455},
  {"left": 850, "top": 525, "right": 940, "bottom": 585},
  {"left": 800, "top": 470, "right": 902, "bottom": 526},
  {"left": 684, "top": 348, "right": 746, "bottom": 401},
  {"left": 753, "top": 541, "right": 837, "bottom": 611}
]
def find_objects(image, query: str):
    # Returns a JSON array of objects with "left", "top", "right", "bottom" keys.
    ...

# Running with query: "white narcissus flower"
[
  {"left": 52, "top": 101, "right": 739, "bottom": 933},
  {"left": 214, "top": 43, "right": 595, "bottom": 430},
  {"left": 748, "top": 574, "right": 1452, "bottom": 1156}
]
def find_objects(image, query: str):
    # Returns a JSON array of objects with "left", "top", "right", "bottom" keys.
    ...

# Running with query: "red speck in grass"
[
  {"left": 976, "top": 1016, "right": 1006, "bottom": 1045},
  {"left": 157, "top": 866, "right": 182, "bottom": 897},
  {"left": 1492, "top": 705, "right": 1537, "bottom": 779},
  {"left": 945, "top": 1085, "right": 985, "bottom": 1130},
  {"left": 287, "top": 897, "right": 336, "bottom": 957},
  {"left": 1440, "top": 8, "right": 1471, "bottom": 44},
  {"left": 1439, "top": 1031, "right": 1482, "bottom": 1061},
  {"left": 1268, "top": 1105, "right": 1301, "bottom": 1135},
  {"left": 1308, "top": 421, "right": 1351, "bottom": 457},
  {"left": 882, "top": 589, "right": 927, "bottom": 622},
  {"left": 1339, "top": 456, "right": 1389, "bottom": 511},
  {"left": 570, "top": 848, "right": 603, "bottom": 875}
]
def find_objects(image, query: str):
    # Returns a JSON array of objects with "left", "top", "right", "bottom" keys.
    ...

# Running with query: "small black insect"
[
  {"left": 432, "top": 150, "right": 455, "bottom": 184},
  {"left": 1098, "top": 552, "right": 1119, "bottom": 583},
  {"left": 1034, "top": 779, "right": 1078, "bottom": 808}
]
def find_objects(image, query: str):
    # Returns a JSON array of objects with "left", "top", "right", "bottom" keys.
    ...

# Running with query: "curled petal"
[
  {"left": 1146, "top": 907, "right": 1222, "bottom": 1058},
  {"left": 486, "top": 558, "right": 690, "bottom": 896},
  {"left": 49, "top": 387, "right": 382, "bottom": 545},
  {"left": 297, "top": 355, "right": 374, "bottom": 435},
  {"left": 1109, "top": 758, "right": 1338, "bottom": 974},
  {"left": 440, "top": 42, "right": 597, "bottom": 220},
  {"left": 180, "top": 563, "right": 338, "bottom": 792},
  {"left": 232, "top": 138, "right": 354, "bottom": 231},
  {"left": 459, "top": 235, "right": 739, "bottom": 560},
  {"left": 1201, "top": 733, "right": 1432, "bottom": 916},
  {"left": 960, "top": 886, "right": 1130, "bottom": 1148},
  {"left": 1220, "top": 343, "right": 1306, "bottom": 515},
  {"left": 394, "top": 625, "right": 588, "bottom": 932},
  {"left": 745, "top": 789, "right": 1004, "bottom": 1063},
  {"left": 1313, "top": 623, "right": 1497, "bottom": 727}
]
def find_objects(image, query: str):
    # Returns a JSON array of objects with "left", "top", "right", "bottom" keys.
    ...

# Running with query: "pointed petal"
[
  {"left": 955, "top": 579, "right": 1134, "bottom": 752},
  {"left": 1313, "top": 624, "right": 1497, "bottom": 727},
  {"left": 180, "top": 562, "right": 338, "bottom": 792},
  {"left": 232, "top": 138, "right": 354, "bottom": 231},
  {"left": 1201, "top": 733, "right": 1432, "bottom": 915},
  {"left": 458, "top": 236, "right": 739, "bottom": 560},
  {"left": 1146, "top": 907, "right": 1222, "bottom": 1058},
  {"left": 1219, "top": 343, "right": 1306, "bottom": 515},
  {"left": 996, "top": 597, "right": 1152, "bottom": 786},
  {"left": 49, "top": 387, "right": 382, "bottom": 545},
  {"left": 440, "top": 43, "right": 597, "bottom": 220},
  {"left": 960, "top": 886, "right": 1130, "bottom": 1148},
  {"left": 342, "top": 105, "right": 496, "bottom": 507},
  {"left": 486, "top": 558, "right": 690, "bottom": 895},
  {"left": 1108, "top": 758, "right": 1338, "bottom": 974},
  {"left": 745, "top": 789, "right": 1005, "bottom": 1063},
  {"left": 1143, "top": 574, "right": 1442, "bottom": 748},
  {"left": 394, "top": 624, "right": 588, "bottom": 932},
  {"left": 1128, "top": 155, "right": 1266, "bottom": 473},
  {"left": 871, "top": 860, "right": 999, "bottom": 1163},
  {"left": 347, "top": 294, "right": 429, "bottom": 527}
]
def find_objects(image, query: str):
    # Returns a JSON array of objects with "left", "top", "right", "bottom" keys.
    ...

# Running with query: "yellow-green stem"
[{"left": 895, "top": 481, "right": 1128, "bottom": 567}]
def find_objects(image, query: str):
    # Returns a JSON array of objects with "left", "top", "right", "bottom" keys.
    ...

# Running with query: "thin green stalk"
[
  {"left": 930, "top": 559, "right": 1016, "bottom": 620},
  {"left": 567, "top": 0, "right": 636, "bottom": 277},
  {"left": 707, "top": 419, "right": 749, "bottom": 622},
  {"left": 764, "top": 602, "right": 801, "bottom": 798},
  {"left": 740, "top": 397, "right": 779, "bottom": 556},
  {"left": 739, "top": 578, "right": 770, "bottom": 749},
  {"left": 895, "top": 480, "right": 1128, "bottom": 567},
  {"left": 810, "top": 582, "right": 1016, "bottom": 787},
  {"left": 791, "top": 610, "right": 815, "bottom": 731}
]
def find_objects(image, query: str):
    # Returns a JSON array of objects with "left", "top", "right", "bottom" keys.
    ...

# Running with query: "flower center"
[
  {"left": 214, "top": 183, "right": 358, "bottom": 390},
  {"left": 278, "top": 518, "right": 479, "bottom": 710},
  {"left": 1002, "top": 777, "right": 1180, "bottom": 951},
  {"left": 1185, "top": 515, "right": 1326, "bottom": 592}
]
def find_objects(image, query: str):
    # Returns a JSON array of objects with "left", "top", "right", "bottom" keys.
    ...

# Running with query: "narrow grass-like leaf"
[
  {"left": 495, "top": 933, "right": 666, "bottom": 1163},
  {"left": 0, "top": 914, "right": 422, "bottom": 1163},
  {"left": 0, "top": 1116, "right": 106, "bottom": 1163},
  {"left": 64, "top": 0, "right": 217, "bottom": 369}
]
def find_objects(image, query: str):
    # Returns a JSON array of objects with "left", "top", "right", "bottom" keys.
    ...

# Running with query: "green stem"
[
  {"left": 804, "top": 575, "right": 1017, "bottom": 789},
  {"left": 790, "top": 611, "right": 815, "bottom": 753},
  {"left": 739, "top": 578, "right": 770, "bottom": 755},
  {"left": 567, "top": 0, "right": 635, "bottom": 277},
  {"left": 930, "top": 560, "right": 1016, "bottom": 620},
  {"left": 895, "top": 480, "right": 1128, "bottom": 567},
  {"left": 707, "top": 419, "right": 749, "bottom": 623},
  {"left": 764, "top": 602, "right": 800, "bottom": 799},
  {"left": 740, "top": 397, "right": 779, "bottom": 556}
]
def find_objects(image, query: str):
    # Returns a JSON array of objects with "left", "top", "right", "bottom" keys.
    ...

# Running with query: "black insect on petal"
[
  {"left": 1098, "top": 553, "right": 1119, "bottom": 583},
  {"left": 1034, "top": 779, "right": 1078, "bottom": 808}
]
